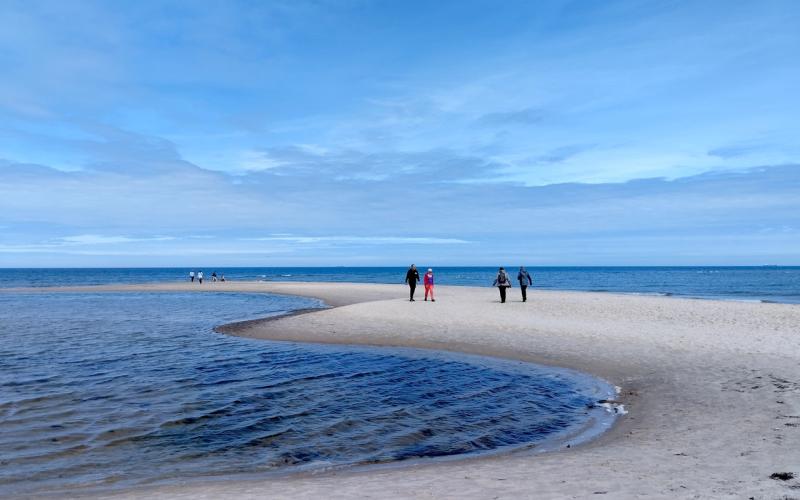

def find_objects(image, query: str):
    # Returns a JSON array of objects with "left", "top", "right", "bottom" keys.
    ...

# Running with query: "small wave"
[
  {"left": 197, "top": 427, "right": 298, "bottom": 457},
  {"left": 611, "top": 291, "right": 675, "bottom": 298},
  {"left": 598, "top": 401, "right": 628, "bottom": 415},
  {"left": 0, "top": 291, "right": 618, "bottom": 495}
]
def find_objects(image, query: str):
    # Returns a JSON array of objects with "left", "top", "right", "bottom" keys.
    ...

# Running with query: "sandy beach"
[{"left": 15, "top": 281, "right": 800, "bottom": 499}]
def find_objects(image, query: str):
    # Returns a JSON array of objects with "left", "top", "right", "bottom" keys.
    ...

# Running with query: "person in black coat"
[
  {"left": 405, "top": 264, "right": 420, "bottom": 301},
  {"left": 517, "top": 266, "right": 533, "bottom": 302}
]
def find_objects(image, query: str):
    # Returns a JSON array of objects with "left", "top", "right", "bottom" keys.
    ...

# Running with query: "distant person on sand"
[
  {"left": 405, "top": 264, "right": 420, "bottom": 301},
  {"left": 220, "top": 274, "right": 226, "bottom": 282},
  {"left": 424, "top": 268, "right": 435, "bottom": 302},
  {"left": 198, "top": 270, "right": 204, "bottom": 284},
  {"left": 189, "top": 270, "right": 195, "bottom": 282},
  {"left": 211, "top": 271, "right": 218, "bottom": 282},
  {"left": 517, "top": 266, "right": 533, "bottom": 302},
  {"left": 492, "top": 267, "right": 512, "bottom": 303}
]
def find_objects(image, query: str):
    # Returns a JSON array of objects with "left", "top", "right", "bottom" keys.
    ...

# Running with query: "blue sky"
[{"left": 1, "top": 0, "right": 798, "bottom": 266}]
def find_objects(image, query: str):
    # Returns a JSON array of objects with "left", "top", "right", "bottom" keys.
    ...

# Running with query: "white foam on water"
[{"left": 599, "top": 401, "right": 628, "bottom": 415}]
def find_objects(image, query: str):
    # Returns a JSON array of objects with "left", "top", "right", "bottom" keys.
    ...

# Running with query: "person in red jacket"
[{"left": 424, "top": 268, "right": 435, "bottom": 302}]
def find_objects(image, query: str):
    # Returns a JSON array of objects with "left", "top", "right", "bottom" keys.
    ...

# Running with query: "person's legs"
[
  {"left": 409, "top": 284, "right": 416, "bottom": 301},
  {"left": 430, "top": 286, "right": 435, "bottom": 302},
  {"left": 424, "top": 285, "right": 431, "bottom": 300},
  {"left": 499, "top": 287, "right": 506, "bottom": 303},
  {"left": 521, "top": 285, "right": 527, "bottom": 302}
]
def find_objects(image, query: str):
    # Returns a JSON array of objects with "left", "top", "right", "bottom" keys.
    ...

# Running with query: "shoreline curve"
[{"left": 8, "top": 281, "right": 800, "bottom": 499}]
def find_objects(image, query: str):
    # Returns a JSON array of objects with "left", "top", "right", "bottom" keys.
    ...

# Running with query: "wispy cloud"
[
  {"left": 708, "top": 142, "right": 767, "bottom": 159},
  {"left": 532, "top": 144, "right": 596, "bottom": 164},
  {"left": 59, "top": 234, "right": 175, "bottom": 245},
  {"left": 249, "top": 146, "right": 506, "bottom": 182},
  {"left": 477, "top": 107, "right": 546, "bottom": 126},
  {"left": 1, "top": 160, "right": 798, "bottom": 264},
  {"left": 0, "top": 234, "right": 176, "bottom": 253},
  {"left": 245, "top": 235, "right": 470, "bottom": 245}
]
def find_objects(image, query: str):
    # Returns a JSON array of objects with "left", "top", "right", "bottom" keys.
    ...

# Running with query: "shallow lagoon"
[{"left": 0, "top": 292, "right": 614, "bottom": 495}]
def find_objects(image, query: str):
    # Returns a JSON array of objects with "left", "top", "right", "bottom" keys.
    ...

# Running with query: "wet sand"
[{"left": 12, "top": 281, "right": 800, "bottom": 498}]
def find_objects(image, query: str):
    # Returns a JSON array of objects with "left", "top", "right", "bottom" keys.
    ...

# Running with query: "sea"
[
  {"left": 1, "top": 266, "right": 798, "bottom": 303},
  {"left": 0, "top": 266, "right": 796, "bottom": 495}
]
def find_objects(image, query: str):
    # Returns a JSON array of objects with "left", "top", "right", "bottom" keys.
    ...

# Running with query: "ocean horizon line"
[
  {"left": 1, "top": 264, "right": 799, "bottom": 270},
  {"left": 2, "top": 266, "right": 798, "bottom": 304}
]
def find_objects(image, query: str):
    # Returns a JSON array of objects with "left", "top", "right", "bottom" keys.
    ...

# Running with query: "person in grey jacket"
[
  {"left": 517, "top": 266, "right": 533, "bottom": 302},
  {"left": 492, "top": 267, "right": 512, "bottom": 303}
]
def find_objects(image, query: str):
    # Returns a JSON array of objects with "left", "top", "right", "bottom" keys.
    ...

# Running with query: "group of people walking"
[
  {"left": 404, "top": 265, "right": 534, "bottom": 303},
  {"left": 493, "top": 266, "right": 533, "bottom": 303},
  {"left": 404, "top": 264, "right": 435, "bottom": 301},
  {"left": 188, "top": 270, "right": 224, "bottom": 283}
]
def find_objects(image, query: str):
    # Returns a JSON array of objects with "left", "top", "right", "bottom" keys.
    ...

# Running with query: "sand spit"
[{"left": 11, "top": 281, "right": 800, "bottom": 499}]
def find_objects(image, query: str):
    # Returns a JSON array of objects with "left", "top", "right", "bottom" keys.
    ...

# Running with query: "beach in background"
[{"left": 1, "top": 266, "right": 799, "bottom": 303}]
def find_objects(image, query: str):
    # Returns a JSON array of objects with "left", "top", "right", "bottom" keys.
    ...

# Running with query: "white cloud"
[
  {"left": 59, "top": 234, "right": 175, "bottom": 245},
  {"left": 238, "top": 150, "right": 283, "bottom": 172},
  {"left": 0, "top": 234, "right": 175, "bottom": 253},
  {"left": 245, "top": 235, "right": 470, "bottom": 245}
]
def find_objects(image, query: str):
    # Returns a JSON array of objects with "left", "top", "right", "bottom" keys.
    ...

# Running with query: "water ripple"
[{"left": 0, "top": 292, "right": 614, "bottom": 495}]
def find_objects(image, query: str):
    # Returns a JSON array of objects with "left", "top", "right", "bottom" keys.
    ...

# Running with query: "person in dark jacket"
[
  {"left": 517, "top": 266, "right": 533, "bottom": 302},
  {"left": 405, "top": 264, "right": 420, "bottom": 301},
  {"left": 492, "top": 267, "right": 512, "bottom": 303}
]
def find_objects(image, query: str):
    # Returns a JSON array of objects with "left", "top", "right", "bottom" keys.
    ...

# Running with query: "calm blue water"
[
  {"left": 0, "top": 292, "right": 614, "bottom": 495},
  {"left": 1, "top": 266, "right": 799, "bottom": 303}
]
